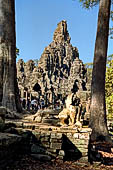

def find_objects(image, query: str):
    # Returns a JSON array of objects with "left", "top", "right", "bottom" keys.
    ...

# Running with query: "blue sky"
[{"left": 15, "top": 0, "right": 113, "bottom": 64}]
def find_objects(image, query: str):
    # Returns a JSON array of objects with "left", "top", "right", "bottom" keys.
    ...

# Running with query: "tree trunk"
[
  {"left": 0, "top": 0, "right": 22, "bottom": 112},
  {"left": 90, "top": 0, "right": 111, "bottom": 142}
]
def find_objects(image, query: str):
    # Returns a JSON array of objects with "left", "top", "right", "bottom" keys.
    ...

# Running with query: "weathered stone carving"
[
  {"left": 58, "top": 93, "right": 82, "bottom": 127},
  {"left": 84, "top": 97, "right": 91, "bottom": 121},
  {"left": 17, "top": 20, "right": 87, "bottom": 111},
  {"left": 86, "top": 97, "right": 91, "bottom": 114}
]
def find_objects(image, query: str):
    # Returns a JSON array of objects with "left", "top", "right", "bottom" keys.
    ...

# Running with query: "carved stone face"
[
  {"left": 53, "top": 20, "right": 70, "bottom": 43},
  {"left": 26, "top": 60, "right": 35, "bottom": 72},
  {"left": 17, "top": 59, "right": 24, "bottom": 72}
]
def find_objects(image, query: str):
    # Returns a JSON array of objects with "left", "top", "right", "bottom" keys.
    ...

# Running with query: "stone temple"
[{"left": 17, "top": 20, "right": 89, "bottom": 109}]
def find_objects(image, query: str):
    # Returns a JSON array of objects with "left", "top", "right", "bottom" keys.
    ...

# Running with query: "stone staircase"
[
  {"left": 4, "top": 118, "right": 91, "bottom": 163},
  {"left": 1, "top": 115, "right": 113, "bottom": 169}
]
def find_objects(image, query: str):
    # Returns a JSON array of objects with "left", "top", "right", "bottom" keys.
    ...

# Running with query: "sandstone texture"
[{"left": 17, "top": 20, "right": 89, "bottom": 109}]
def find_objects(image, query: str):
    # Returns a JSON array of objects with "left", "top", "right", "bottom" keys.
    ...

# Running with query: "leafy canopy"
[
  {"left": 105, "top": 55, "right": 113, "bottom": 116},
  {"left": 79, "top": 0, "right": 99, "bottom": 8},
  {"left": 85, "top": 55, "right": 113, "bottom": 115}
]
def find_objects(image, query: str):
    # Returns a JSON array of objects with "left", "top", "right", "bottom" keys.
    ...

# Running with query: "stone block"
[
  {"left": 50, "top": 143, "right": 62, "bottom": 149},
  {"left": 50, "top": 137, "right": 62, "bottom": 142},
  {"left": 67, "top": 133, "right": 72, "bottom": 138},
  {"left": 51, "top": 133, "right": 56, "bottom": 138},
  {"left": 46, "top": 151, "right": 57, "bottom": 157},
  {"left": 79, "top": 133, "right": 90, "bottom": 139},
  {"left": 31, "top": 154, "right": 52, "bottom": 161},
  {"left": 73, "top": 139, "right": 89, "bottom": 145},
  {"left": 59, "top": 150, "right": 65, "bottom": 156},
  {"left": 73, "top": 133, "right": 79, "bottom": 139},
  {"left": 82, "top": 152, "right": 88, "bottom": 156},
  {"left": 47, "top": 148, "right": 57, "bottom": 153},
  {"left": 31, "top": 144, "right": 45, "bottom": 154},
  {"left": 78, "top": 156, "right": 88, "bottom": 163},
  {"left": 75, "top": 144, "right": 88, "bottom": 149},
  {"left": 79, "top": 128, "right": 91, "bottom": 133},
  {"left": 45, "top": 132, "right": 51, "bottom": 136},
  {"left": 56, "top": 133, "right": 62, "bottom": 139},
  {"left": 35, "top": 116, "right": 42, "bottom": 123},
  {"left": 42, "top": 142, "right": 50, "bottom": 148},
  {"left": 40, "top": 132, "right": 46, "bottom": 136},
  {"left": 78, "top": 148, "right": 88, "bottom": 153},
  {"left": 50, "top": 138, "right": 58, "bottom": 143},
  {"left": 40, "top": 137, "right": 49, "bottom": 142},
  {"left": 0, "top": 133, "right": 22, "bottom": 146},
  {"left": 0, "top": 107, "right": 7, "bottom": 117}
]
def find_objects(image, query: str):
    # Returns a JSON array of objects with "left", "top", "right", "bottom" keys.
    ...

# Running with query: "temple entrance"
[{"left": 33, "top": 83, "right": 41, "bottom": 92}]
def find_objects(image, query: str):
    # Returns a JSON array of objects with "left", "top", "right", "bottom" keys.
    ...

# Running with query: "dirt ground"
[{"left": 5, "top": 154, "right": 113, "bottom": 170}]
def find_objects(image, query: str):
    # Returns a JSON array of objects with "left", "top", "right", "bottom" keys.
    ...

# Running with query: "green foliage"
[
  {"left": 79, "top": 0, "right": 113, "bottom": 39},
  {"left": 85, "top": 56, "right": 113, "bottom": 115},
  {"left": 109, "top": 27, "right": 113, "bottom": 39},
  {"left": 79, "top": 0, "right": 99, "bottom": 8},
  {"left": 16, "top": 48, "right": 19, "bottom": 56},
  {"left": 84, "top": 62, "right": 93, "bottom": 68},
  {"left": 107, "top": 54, "right": 113, "bottom": 63},
  {"left": 105, "top": 58, "right": 113, "bottom": 116}
]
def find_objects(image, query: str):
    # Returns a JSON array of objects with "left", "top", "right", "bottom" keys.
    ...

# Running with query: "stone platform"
[
  {"left": 0, "top": 133, "right": 22, "bottom": 170},
  {"left": 1, "top": 117, "right": 113, "bottom": 169},
  {"left": 5, "top": 118, "right": 91, "bottom": 163}
]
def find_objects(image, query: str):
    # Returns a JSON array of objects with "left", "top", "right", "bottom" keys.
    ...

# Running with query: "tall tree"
[
  {"left": 0, "top": 0, "right": 22, "bottom": 112},
  {"left": 79, "top": 0, "right": 112, "bottom": 142},
  {"left": 89, "top": 0, "right": 111, "bottom": 142}
]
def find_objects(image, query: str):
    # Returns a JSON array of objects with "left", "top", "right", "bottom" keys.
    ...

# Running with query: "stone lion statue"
[{"left": 58, "top": 93, "right": 82, "bottom": 127}]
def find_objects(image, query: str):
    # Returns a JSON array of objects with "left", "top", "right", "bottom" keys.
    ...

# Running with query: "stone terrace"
[
  {"left": 1, "top": 116, "right": 113, "bottom": 169},
  {"left": 5, "top": 118, "right": 91, "bottom": 162}
]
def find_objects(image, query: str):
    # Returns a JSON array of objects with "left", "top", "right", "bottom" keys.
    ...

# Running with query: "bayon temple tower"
[{"left": 17, "top": 20, "right": 89, "bottom": 109}]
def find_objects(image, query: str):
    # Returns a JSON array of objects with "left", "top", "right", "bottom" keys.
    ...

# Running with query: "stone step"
[{"left": 0, "top": 132, "right": 22, "bottom": 170}]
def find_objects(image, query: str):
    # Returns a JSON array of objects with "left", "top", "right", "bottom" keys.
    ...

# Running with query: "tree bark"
[
  {"left": 90, "top": 0, "right": 111, "bottom": 142},
  {"left": 0, "top": 0, "right": 22, "bottom": 112}
]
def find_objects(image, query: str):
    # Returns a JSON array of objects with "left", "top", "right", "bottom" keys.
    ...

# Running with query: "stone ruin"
[
  {"left": 17, "top": 20, "right": 90, "bottom": 115},
  {"left": 1, "top": 21, "right": 113, "bottom": 169}
]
